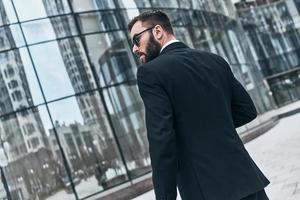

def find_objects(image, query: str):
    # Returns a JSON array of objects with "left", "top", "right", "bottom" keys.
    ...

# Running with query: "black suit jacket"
[{"left": 137, "top": 42, "right": 269, "bottom": 200}]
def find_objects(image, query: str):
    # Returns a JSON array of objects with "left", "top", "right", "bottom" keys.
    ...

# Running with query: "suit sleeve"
[
  {"left": 226, "top": 63, "right": 257, "bottom": 128},
  {"left": 137, "top": 66, "right": 177, "bottom": 200}
]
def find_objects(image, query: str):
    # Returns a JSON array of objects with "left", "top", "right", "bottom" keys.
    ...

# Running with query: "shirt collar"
[{"left": 160, "top": 39, "right": 180, "bottom": 53}]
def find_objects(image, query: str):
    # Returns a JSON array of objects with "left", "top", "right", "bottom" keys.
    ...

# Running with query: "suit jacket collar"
[{"left": 159, "top": 42, "right": 189, "bottom": 56}]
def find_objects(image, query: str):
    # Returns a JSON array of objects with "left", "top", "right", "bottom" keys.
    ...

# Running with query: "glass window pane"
[
  {"left": 22, "top": 16, "right": 78, "bottom": 45},
  {"left": 71, "top": 0, "right": 116, "bottom": 12},
  {"left": 9, "top": 25, "right": 25, "bottom": 47},
  {"left": 191, "top": 0, "right": 205, "bottom": 9},
  {"left": 103, "top": 84, "right": 151, "bottom": 178},
  {"left": 47, "top": 92, "right": 128, "bottom": 198},
  {"left": 1, "top": 0, "right": 18, "bottom": 25},
  {"left": 0, "top": 48, "right": 44, "bottom": 116},
  {"left": 84, "top": 32, "right": 137, "bottom": 87},
  {"left": 13, "top": 0, "right": 70, "bottom": 21},
  {"left": 174, "top": 27, "right": 194, "bottom": 48},
  {"left": 120, "top": 9, "right": 141, "bottom": 27},
  {"left": 0, "top": 106, "right": 77, "bottom": 200},
  {"left": 151, "top": 0, "right": 179, "bottom": 7},
  {"left": 12, "top": 0, "right": 47, "bottom": 21},
  {"left": 178, "top": 0, "right": 192, "bottom": 9},
  {"left": 0, "top": 179, "right": 7, "bottom": 199},
  {"left": 29, "top": 38, "right": 97, "bottom": 101},
  {"left": 78, "top": 11, "right": 122, "bottom": 34},
  {"left": 162, "top": 9, "right": 192, "bottom": 26},
  {"left": 17, "top": 48, "right": 45, "bottom": 105},
  {"left": 0, "top": 24, "right": 25, "bottom": 51},
  {"left": 22, "top": 19, "right": 56, "bottom": 45},
  {"left": 42, "top": 0, "right": 71, "bottom": 16},
  {"left": 117, "top": 0, "right": 151, "bottom": 8}
]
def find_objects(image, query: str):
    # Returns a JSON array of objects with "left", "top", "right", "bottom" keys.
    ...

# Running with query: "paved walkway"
[{"left": 134, "top": 113, "right": 300, "bottom": 200}]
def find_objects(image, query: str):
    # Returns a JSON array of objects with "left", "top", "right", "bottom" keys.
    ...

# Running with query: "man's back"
[{"left": 137, "top": 42, "right": 269, "bottom": 200}]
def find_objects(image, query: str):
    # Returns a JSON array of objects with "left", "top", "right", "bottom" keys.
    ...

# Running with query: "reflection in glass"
[
  {"left": 178, "top": 0, "right": 192, "bottom": 9},
  {"left": 30, "top": 38, "right": 97, "bottom": 101},
  {"left": 85, "top": 32, "right": 137, "bottom": 87},
  {"left": 22, "top": 16, "right": 77, "bottom": 44},
  {"left": 12, "top": 0, "right": 48, "bottom": 21},
  {"left": 236, "top": 0, "right": 300, "bottom": 106},
  {"left": 15, "top": 48, "right": 44, "bottom": 106},
  {"left": 269, "top": 71, "right": 300, "bottom": 107},
  {"left": 71, "top": 0, "right": 116, "bottom": 13},
  {"left": 117, "top": 0, "right": 151, "bottom": 8},
  {"left": 0, "top": 47, "right": 44, "bottom": 116},
  {"left": 29, "top": 41, "right": 75, "bottom": 101},
  {"left": 120, "top": 9, "right": 141, "bottom": 26},
  {"left": 78, "top": 11, "right": 122, "bottom": 34},
  {"left": 42, "top": 0, "right": 70, "bottom": 16},
  {"left": 151, "top": 0, "right": 179, "bottom": 8},
  {"left": 48, "top": 93, "right": 128, "bottom": 198},
  {"left": 0, "top": 178, "right": 7, "bottom": 199},
  {"left": 0, "top": 106, "right": 69, "bottom": 200},
  {"left": 0, "top": 24, "right": 25, "bottom": 52},
  {"left": 103, "top": 84, "right": 150, "bottom": 178},
  {"left": 173, "top": 27, "right": 194, "bottom": 48},
  {"left": 13, "top": 0, "right": 70, "bottom": 21},
  {"left": 0, "top": 0, "right": 18, "bottom": 25}
]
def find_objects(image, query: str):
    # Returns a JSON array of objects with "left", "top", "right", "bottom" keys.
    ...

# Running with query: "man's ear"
[{"left": 153, "top": 25, "right": 163, "bottom": 40}]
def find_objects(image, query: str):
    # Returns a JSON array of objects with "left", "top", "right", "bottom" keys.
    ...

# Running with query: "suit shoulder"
[
  {"left": 137, "top": 65, "right": 160, "bottom": 86},
  {"left": 139, "top": 55, "right": 175, "bottom": 74},
  {"left": 189, "top": 49, "right": 227, "bottom": 61}
]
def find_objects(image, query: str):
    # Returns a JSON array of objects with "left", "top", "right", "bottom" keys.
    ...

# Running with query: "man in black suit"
[{"left": 128, "top": 10, "right": 270, "bottom": 200}]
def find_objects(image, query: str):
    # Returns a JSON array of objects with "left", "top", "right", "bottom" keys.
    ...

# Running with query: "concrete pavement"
[{"left": 134, "top": 113, "right": 300, "bottom": 200}]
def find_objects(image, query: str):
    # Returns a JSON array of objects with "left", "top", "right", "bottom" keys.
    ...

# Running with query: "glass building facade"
[
  {"left": 0, "top": 0, "right": 275, "bottom": 199},
  {"left": 236, "top": 0, "right": 300, "bottom": 107}
]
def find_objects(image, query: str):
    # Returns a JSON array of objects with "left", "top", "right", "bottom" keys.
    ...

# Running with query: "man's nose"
[{"left": 132, "top": 44, "right": 139, "bottom": 54}]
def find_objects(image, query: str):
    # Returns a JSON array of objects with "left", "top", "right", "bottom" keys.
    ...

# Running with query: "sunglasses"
[{"left": 131, "top": 26, "right": 155, "bottom": 48}]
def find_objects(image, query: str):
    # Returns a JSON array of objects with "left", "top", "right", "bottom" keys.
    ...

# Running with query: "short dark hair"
[{"left": 127, "top": 10, "right": 174, "bottom": 35}]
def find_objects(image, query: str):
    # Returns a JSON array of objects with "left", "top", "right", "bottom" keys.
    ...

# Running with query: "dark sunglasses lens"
[{"left": 132, "top": 37, "right": 139, "bottom": 48}]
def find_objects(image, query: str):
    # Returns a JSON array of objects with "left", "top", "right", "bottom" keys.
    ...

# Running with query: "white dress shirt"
[{"left": 160, "top": 39, "right": 180, "bottom": 53}]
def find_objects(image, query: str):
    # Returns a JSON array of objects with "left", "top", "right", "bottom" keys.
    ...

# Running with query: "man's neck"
[{"left": 160, "top": 37, "right": 179, "bottom": 53}]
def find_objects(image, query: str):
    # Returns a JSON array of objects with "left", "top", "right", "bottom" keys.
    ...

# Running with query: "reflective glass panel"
[
  {"left": 120, "top": 9, "right": 141, "bottom": 27},
  {"left": 22, "top": 16, "right": 78, "bottom": 45},
  {"left": 103, "top": 84, "right": 150, "bottom": 178},
  {"left": 72, "top": 0, "right": 115, "bottom": 12},
  {"left": 12, "top": 0, "right": 47, "bottom": 21},
  {"left": 173, "top": 27, "right": 194, "bottom": 48},
  {"left": 42, "top": 0, "right": 71, "bottom": 16},
  {"left": 29, "top": 38, "right": 97, "bottom": 101},
  {"left": 191, "top": 0, "right": 205, "bottom": 9},
  {"left": 47, "top": 92, "right": 128, "bottom": 198},
  {"left": 84, "top": 32, "right": 137, "bottom": 87},
  {"left": 13, "top": 0, "right": 70, "bottom": 21},
  {"left": 0, "top": 0, "right": 18, "bottom": 25},
  {"left": 178, "top": 0, "right": 192, "bottom": 9},
  {"left": 163, "top": 9, "right": 192, "bottom": 26},
  {"left": 0, "top": 48, "right": 44, "bottom": 116},
  {"left": 78, "top": 11, "right": 122, "bottom": 34},
  {"left": 0, "top": 179, "right": 7, "bottom": 199},
  {"left": 0, "top": 106, "right": 77, "bottom": 200},
  {"left": 0, "top": 24, "right": 25, "bottom": 51},
  {"left": 117, "top": 0, "right": 151, "bottom": 8},
  {"left": 151, "top": 0, "right": 179, "bottom": 7}
]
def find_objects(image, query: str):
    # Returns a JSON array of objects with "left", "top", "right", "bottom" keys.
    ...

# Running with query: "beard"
[{"left": 143, "top": 34, "right": 161, "bottom": 63}]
